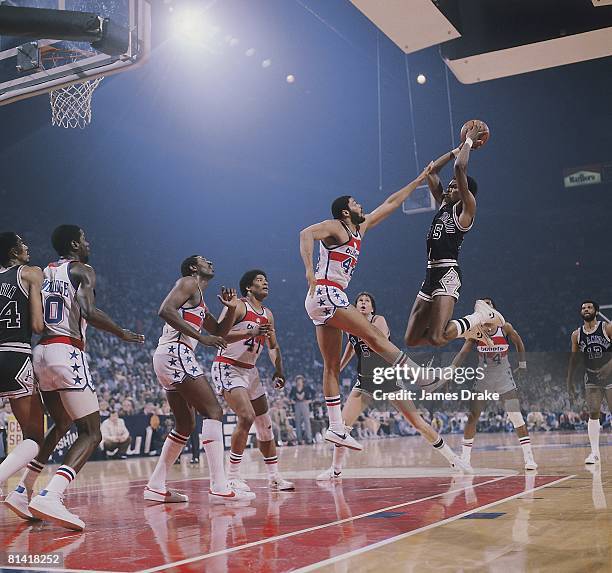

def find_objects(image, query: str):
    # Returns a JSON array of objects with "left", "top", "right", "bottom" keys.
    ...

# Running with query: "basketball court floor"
[{"left": 1, "top": 431, "right": 609, "bottom": 572}]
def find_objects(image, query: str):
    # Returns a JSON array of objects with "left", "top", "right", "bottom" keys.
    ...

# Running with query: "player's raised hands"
[
  {"left": 465, "top": 121, "right": 484, "bottom": 141},
  {"left": 121, "top": 329, "right": 145, "bottom": 344},
  {"left": 200, "top": 335, "right": 227, "bottom": 350},
  {"left": 416, "top": 161, "right": 434, "bottom": 183},
  {"left": 218, "top": 287, "right": 238, "bottom": 308}
]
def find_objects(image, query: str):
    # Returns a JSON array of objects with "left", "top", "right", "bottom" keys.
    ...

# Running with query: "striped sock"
[
  {"left": 228, "top": 451, "right": 243, "bottom": 477},
  {"left": 18, "top": 459, "right": 44, "bottom": 494},
  {"left": 462, "top": 438, "right": 474, "bottom": 461},
  {"left": 263, "top": 455, "right": 279, "bottom": 477},
  {"left": 451, "top": 317, "right": 472, "bottom": 337},
  {"left": 44, "top": 465, "right": 77, "bottom": 496},
  {"left": 432, "top": 436, "right": 455, "bottom": 463},
  {"left": 518, "top": 436, "right": 533, "bottom": 460},
  {"left": 147, "top": 430, "right": 189, "bottom": 491},
  {"left": 325, "top": 395, "right": 343, "bottom": 432}
]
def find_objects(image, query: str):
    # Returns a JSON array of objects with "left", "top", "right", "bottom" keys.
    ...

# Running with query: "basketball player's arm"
[
  {"left": 339, "top": 340, "right": 355, "bottom": 372},
  {"left": 566, "top": 330, "right": 580, "bottom": 398},
  {"left": 300, "top": 220, "right": 345, "bottom": 295},
  {"left": 451, "top": 339, "right": 476, "bottom": 367},
  {"left": 22, "top": 265, "right": 44, "bottom": 334},
  {"left": 362, "top": 162, "right": 433, "bottom": 232},
  {"left": 503, "top": 323, "right": 527, "bottom": 370},
  {"left": 427, "top": 150, "right": 461, "bottom": 204},
  {"left": 72, "top": 264, "right": 144, "bottom": 343},
  {"left": 266, "top": 312, "right": 285, "bottom": 388},
  {"left": 159, "top": 277, "right": 226, "bottom": 349},
  {"left": 454, "top": 123, "right": 482, "bottom": 228},
  {"left": 201, "top": 287, "right": 240, "bottom": 338},
  {"left": 219, "top": 301, "right": 274, "bottom": 342}
]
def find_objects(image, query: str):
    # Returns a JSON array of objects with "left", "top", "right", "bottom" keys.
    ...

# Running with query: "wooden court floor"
[{"left": 0, "top": 431, "right": 610, "bottom": 573}]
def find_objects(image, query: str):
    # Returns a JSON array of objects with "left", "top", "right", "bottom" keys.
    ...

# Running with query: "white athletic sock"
[
  {"left": 263, "top": 455, "right": 279, "bottom": 477},
  {"left": 432, "top": 437, "right": 456, "bottom": 463},
  {"left": 451, "top": 311, "right": 482, "bottom": 337},
  {"left": 332, "top": 444, "right": 347, "bottom": 473},
  {"left": 325, "top": 396, "right": 343, "bottom": 432},
  {"left": 518, "top": 435, "right": 534, "bottom": 460},
  {"left": 0, "top": 439, "right": 39, "bottom": 483},
  {"left": 147, "top": 430, "right": 189, "bottom": 491},
  {"left": 202, "top": 419, "right": 228, "bottom": 493},
  {"left": 588, "top": 419, "right": 601, "bottom": 456},
  {"left": 44, "top": 465, "right": 77, "bottom": 496},
  {"left": 462, "top": 438, "right": 474, "bottom": 461},
  {"left": 18, "top": 459, "right": 44, "bottom": 494},
  {"left": 228, "top": 451, "right": 243, "bottom": 477}
]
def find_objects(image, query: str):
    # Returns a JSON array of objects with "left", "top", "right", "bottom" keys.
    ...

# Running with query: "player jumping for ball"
[
  {"left": 404, "top": 122, "right": 505, "bottom": 349},
  {"left": 451, "top": 298, "right": 537, "bottom": 471},
  {"left": 300, "top": 164, "right": 441, "bottom": 452},
  {"left": 567, "top": 300, "right": 612, "bottom": 465}
]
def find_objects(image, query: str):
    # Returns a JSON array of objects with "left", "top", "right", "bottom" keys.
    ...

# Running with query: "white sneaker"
[
  {"left": 144, "top": 486, "right": 189, "bottom": 503},
  {"left": 29, "top": 490, "right": 85, "bottom": 531},
  {"left": 524, "top": 458, "right": 538, "bottom": 471},
  {"left": 474, "top": 299, "right": 505, "bottom": 328},
  {"left": 451, "top": 456, "right": 474, "bottom": 474},
  {"left": 269, "top": 475, "right": 295, "bottom": 491},
  {"left": 208, "top": 488, "right": 256, "bottom": 504},
  {"left": 227, "top": 477, "right": 251, "bottom": 492},
  {"left": 585, "top": 453, "right": 601, "bottom": 465},
  {"left": 4, "top": 486, "right": 38, "bottom": 521},
  {"left": 324, "top": 428, "right": 363, "bottom": 451},
  {"left": 316, "top": 467, "right": 342, "bottom": 482}
]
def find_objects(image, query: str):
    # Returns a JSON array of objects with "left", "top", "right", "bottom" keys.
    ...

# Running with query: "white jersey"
[
  {"left": 216, "top": 299, "right": 270, "bottom": 367},
  {"left": 476, "top": 327, "right": 510, "bottom": 370},
  {"left": 314, "top": 221, "right": 361, "bottom": 290},
  {"left": 40, "top": 259, "right": 87, "bottom": 345},
  {"left": 158, "top": 285, "right": 207, "bottom": 350}
]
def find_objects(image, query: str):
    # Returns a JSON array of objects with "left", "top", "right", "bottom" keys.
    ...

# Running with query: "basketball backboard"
[
  {"left": 402, "top": 184, "right": 436, "bottom": 215},
  {"left": 0, "top": 0, "right": 150, "bottom": 106}
]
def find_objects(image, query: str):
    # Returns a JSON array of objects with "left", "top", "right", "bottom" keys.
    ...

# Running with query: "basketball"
[{"left": 460, "top": 119, "right": 490, "bottom": 149}]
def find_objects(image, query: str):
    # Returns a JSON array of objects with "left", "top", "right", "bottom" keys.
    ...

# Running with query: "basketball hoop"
[{"left": 40, "top": 46, "right": 103, "bottom": 129}]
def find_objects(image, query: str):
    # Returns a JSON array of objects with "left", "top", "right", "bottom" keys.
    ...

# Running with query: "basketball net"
[{"left": 41, "top": 47, "right": 103, "bottom": 129}]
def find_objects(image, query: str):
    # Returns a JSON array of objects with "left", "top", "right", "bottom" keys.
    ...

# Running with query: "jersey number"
[
  {"left": 432, "top": 223, "right": 444, "bottom": 240},
  {"left": 244, "top": 337, "right": 262, "bottom": 354},
  {"left": 341, "top": 258, "right": 354, "bottom": 276},
  {"left": 44, "top": 295, "right": 65, "bottom": 325},
  {"left": 0, "top": 300, "right": 21, "bottom": 329},
  {"left": 587, "top": 346, "right": 603, "bottom": 360}
]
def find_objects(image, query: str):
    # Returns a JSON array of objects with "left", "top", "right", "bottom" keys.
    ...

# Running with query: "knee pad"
[
  {"left": 254, "top": 413, "right": 274, "bottom": 442},
  {"left": 505, "top": 399, "right": 525, "bottom": 428}
]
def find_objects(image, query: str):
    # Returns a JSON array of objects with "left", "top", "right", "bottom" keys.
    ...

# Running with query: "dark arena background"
[{"left": 0, "top": 1, "right": 611, "bottom": 572}]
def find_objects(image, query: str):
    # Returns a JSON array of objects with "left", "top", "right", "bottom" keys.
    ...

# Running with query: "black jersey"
[
  {"left": 578, "top": 321, "right": 612, "bottom": 380},
  {"left": 348, "top": 315, "right": 388, "bottom": 378},
  {"left": 426, "top": 201, "right": 473, "bottom": 263},
  {"left": 0, "top": 265, "right": 32, "bottom": 346}
]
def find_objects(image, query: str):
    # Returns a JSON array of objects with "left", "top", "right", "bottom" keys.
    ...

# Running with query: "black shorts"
[
  {"left": 417, "top": 265, "right": 462, "bottom": 302},
  {"left": 353, "top": 374, "right": 402, "bottom": 398},
  {"left": 0, "top": 348, "right": 35, "bottom": 399},
  {"left": 584, "top": 371, "right": 612, "bottom": 391}
]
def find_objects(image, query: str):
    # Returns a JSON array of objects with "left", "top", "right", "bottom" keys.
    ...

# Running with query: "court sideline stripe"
[
  {"left": 292, "top": 474, "right": 577, "bottom": 572},
  {"left": 136, "top": 475, "right": 511, "bottom": 573}
]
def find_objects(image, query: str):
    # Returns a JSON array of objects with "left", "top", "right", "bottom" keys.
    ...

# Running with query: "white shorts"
[
  {"left": 33, "top": 342, "right": 93, "bottom": 392},
  {"left": 153, "top": 342, "right": 204, "bottom": 391},
  {"left": 211, "top": 360, "right": 266, "bottom": 401},
  {"left": 305, "top": 284, "right": 350, "bottom": 326},
  {"left": 474, "top": 366, "right": 517, "bottom": 396}
]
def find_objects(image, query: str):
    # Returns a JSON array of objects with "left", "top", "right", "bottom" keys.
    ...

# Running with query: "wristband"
[
  {"left": 518, "top": 361, "right": 527, "bottom": 369},
  {"left": 465, "top": 137, "right": 473, "bottom": 148}
]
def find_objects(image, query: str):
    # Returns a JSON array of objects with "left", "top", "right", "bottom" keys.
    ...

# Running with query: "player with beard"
[
  {"left": 0, "top": 233, "right": 44, "bottom": 510},
  {"left": 404, "top": 122, "right": 505, "bottom": 349},
  {"left": 316, "top": 292, "right": 471, "bottom": 481},
  {"left": 300, "top": 164, "right": 446, "bottom": 452},
  {"left": 211, "top": 270, "right": 294, "bottom": 492},
  {"left": 567, "top": 300, "right": 612, "bottom": 465}
]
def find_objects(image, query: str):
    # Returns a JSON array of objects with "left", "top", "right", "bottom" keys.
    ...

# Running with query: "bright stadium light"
[{"left": 172, "top": 8, "right": 219, "bottom": 45}]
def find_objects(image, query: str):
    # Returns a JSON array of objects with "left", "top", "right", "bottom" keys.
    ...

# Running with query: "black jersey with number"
[
  {"left": 578, "top": 322, "right": 612, "bottom": 379},
  {"left": 0, "top": 265, "right": 31, "bottom": 345},
  {"left": 426, "top": 202, "right": 473, "bottom": 263},
  {"left": 347, "top": 315, "right": 388, "bottom": 378}
]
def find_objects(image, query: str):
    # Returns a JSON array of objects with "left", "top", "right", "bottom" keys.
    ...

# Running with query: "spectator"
[
  {"left": 289, "top": 375, "right": 314, "bottom": 445},
  {"left": 100, "top": 412, "right": 132, "bottom": 459}
]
